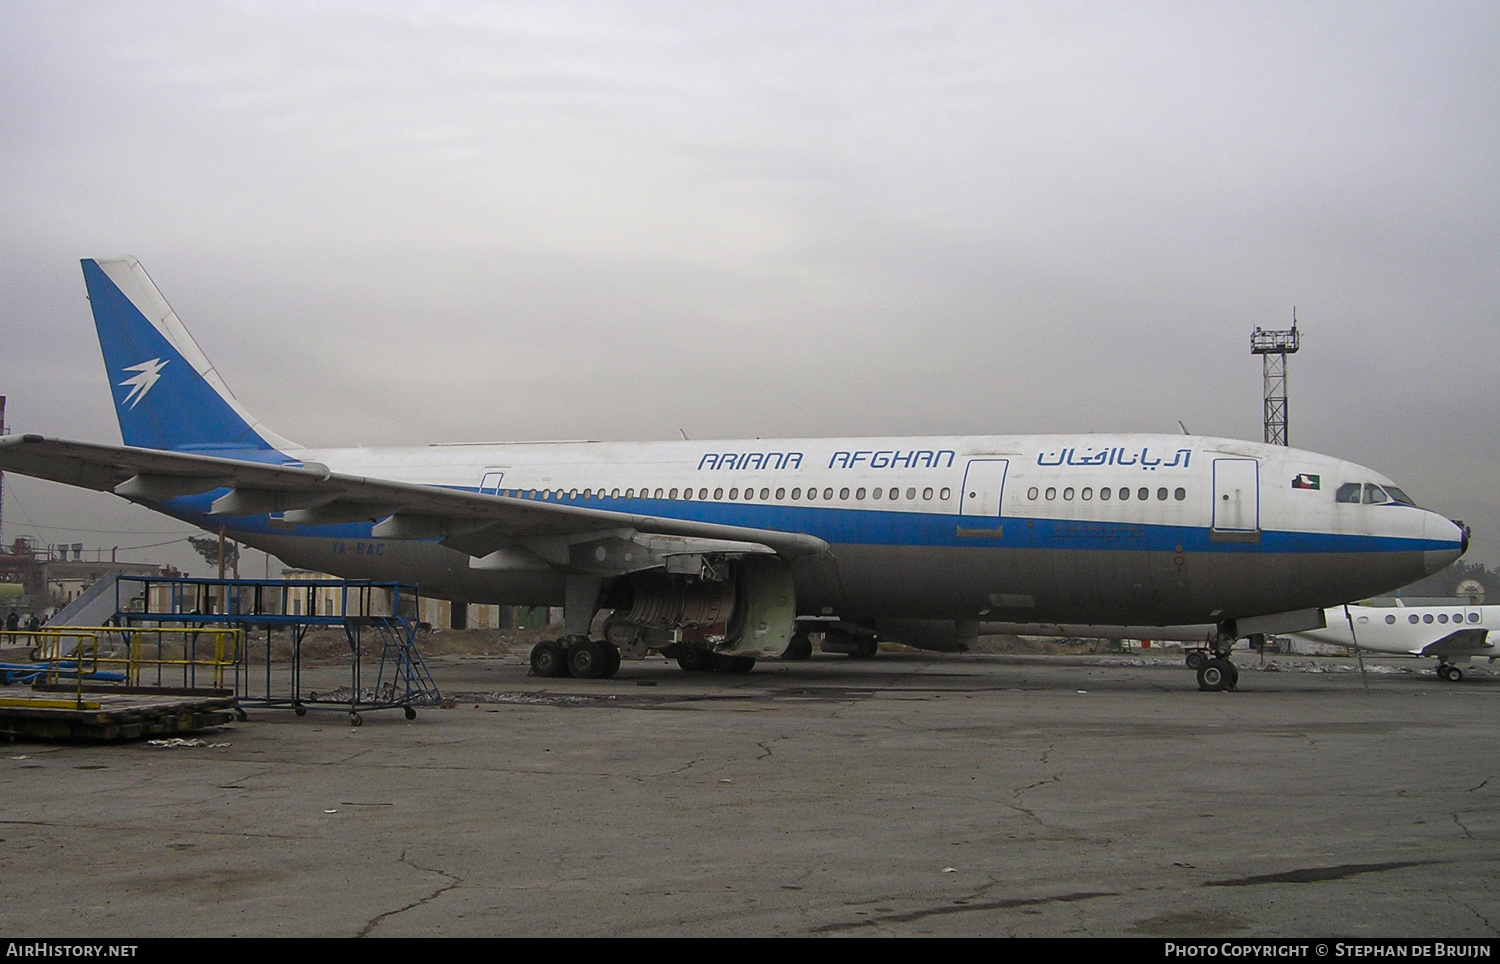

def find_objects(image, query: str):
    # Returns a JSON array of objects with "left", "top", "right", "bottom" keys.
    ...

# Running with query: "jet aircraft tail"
[{"left": 81, "top": 257, "right": 300, "bottom": 457}]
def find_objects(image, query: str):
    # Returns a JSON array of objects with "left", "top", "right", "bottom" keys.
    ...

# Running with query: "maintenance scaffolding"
[{"left": 109, "top": 575, "right": 442, "bottom": 725}]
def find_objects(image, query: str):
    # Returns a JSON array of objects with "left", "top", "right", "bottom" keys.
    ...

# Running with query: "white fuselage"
[{"left": 170, "top": 431, "right": 1462, "bottom": 629}]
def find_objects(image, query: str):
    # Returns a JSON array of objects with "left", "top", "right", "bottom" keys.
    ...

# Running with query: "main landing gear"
[
  {"left": 1195, "top": 657, "right": 1239, "bottom": 692},
  {"left": 530, "top": 636, "right": 622, "bottom": 680},
  {"left": 1189, "top": 634, "right": 1240, "bottom": 692},
  {"left": 1438, "top": 662, "right": 1465, "bottom": 682}
]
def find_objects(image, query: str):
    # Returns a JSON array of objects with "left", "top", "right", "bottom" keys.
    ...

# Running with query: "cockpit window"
[
  {"left": 1337, "top": 481, "right": 1418, "bottom": 507},
  {"left": 1383, "top": 486, "right": 1416, "bottom": 507}
]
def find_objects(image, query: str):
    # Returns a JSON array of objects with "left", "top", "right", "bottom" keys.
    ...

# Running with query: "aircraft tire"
[
  {"left": 676, "top": 648, "right": 714, "bottom": 672},
  {"left": 782, "top": 634, "right": 813, "bottom": 660},
  {"left": 1227, "top": 661, "right": 1239, "bottom": 689},
  {"left": 600, "top": 642, "right": 622, "bottom": 679},
  {"left": 1197, "top": 659, "right": 1231, "bottom": 692},
  {"left": 568, "top": 639, "right": 608, "bottom": 679},
  {"left": 851, "top": 639, "right": 878, "bottom": 658},
  {"left": 1440, "top": 664, "right": 1463, "bottom": 682},
  {"left": 712, "top": 654, "right": 756, "bottom": 674},
  {"left": 531, "top": 640, "right": 570, "bottom": 678},
  {"left": 1185, "top": 650, "right": 1207, "bottom": 670}
]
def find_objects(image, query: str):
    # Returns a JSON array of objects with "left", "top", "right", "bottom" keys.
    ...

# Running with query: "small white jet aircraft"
[
  {"left": 1290, "top": 602, "right": 1496, "bottom": 681},
  {"left": 0, "top": 257, "right": 1468, "bottom": 689}
]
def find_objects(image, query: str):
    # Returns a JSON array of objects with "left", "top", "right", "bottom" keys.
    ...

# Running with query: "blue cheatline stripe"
[{"left": 154, "top": 490, "right": 1458, "bottom": 556}]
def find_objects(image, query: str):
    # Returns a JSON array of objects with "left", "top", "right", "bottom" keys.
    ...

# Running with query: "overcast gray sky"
[{"left": 2, "top": 1, "right": 1497, "bottom": 576}]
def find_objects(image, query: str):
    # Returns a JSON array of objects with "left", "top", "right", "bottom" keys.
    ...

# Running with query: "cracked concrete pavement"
[{"left": 0, "top": 651, "right": 1496, "bottom": 937}]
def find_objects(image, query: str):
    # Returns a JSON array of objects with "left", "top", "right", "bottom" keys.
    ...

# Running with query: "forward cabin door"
[
  {"left": 960, "top": 459, "right": 1010, "bottom": 517},
  {"left": 1212, "top": 458, "right": 1260, "bottom": 535}
]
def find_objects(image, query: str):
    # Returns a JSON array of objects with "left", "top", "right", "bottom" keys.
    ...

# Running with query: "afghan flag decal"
[{"left": 1292, "top": 474, "right": 1321, "bottom": 490}]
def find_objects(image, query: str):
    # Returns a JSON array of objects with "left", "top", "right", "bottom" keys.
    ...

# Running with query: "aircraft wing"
[
  {"left": 1417, "top": 628, "right": 1494, "bottom": 658},
  {"left": 0, "top": 434, "right": 829, "bottom": 574}
]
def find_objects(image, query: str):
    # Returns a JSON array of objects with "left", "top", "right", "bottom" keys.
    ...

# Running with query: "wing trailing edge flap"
[{"left": 462, "top": 528, "right": 780, "bottom": 577}]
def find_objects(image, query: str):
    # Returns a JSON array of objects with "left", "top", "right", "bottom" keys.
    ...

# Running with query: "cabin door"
[
  {"left": 959, "top": 459, "right": 1010, "bottom": 517},
  {"left": 1212, "top": 458, "right": 1259, "bottom": 532}
]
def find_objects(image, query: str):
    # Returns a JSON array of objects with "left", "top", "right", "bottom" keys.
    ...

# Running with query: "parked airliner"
[{"left": 0, "top": 257, "right": 1467, "bottom": 689}]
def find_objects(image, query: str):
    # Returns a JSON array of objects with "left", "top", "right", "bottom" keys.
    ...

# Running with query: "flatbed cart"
[{"left": 111, "top": 576, "right": 442, "bottom": 725}]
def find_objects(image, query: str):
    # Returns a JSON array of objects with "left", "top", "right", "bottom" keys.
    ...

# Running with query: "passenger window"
[
  {"left": 1336, "top": 482, "right": 1362, "bottom": 503},
  {"left": 1137, "top": 488, "right": 1149, "bottom": 501},
  {"left": 807, "top": 488, "right": 817, "bottom": 501},
  {"left": 653, "top": 488, "right": 663, "bottom": 499},
  {"left": 825, "top": 488, "right": 835, "bottom": 500},
  {"left": 1423, "top": 614, "right": 1434, "bottom": 624},
  {"left": 890, "top": 488, "right": 900, "bottom": 501},
  {"left": 683, "top": 488, "right": 693, "bottom": 500},
  {"left": 1157, "top": 488, "right": 1168, "bottom": 501},
  {"left": 1045, "top": 487, "right": 1057, "bottom": 500},
  {"left": 729, "top": 488, "right": 739, "bottom": 499},
  {"left": 1409, "top": 615, "right": 1419, "bottom": 624},
  {"left": 1386, "top": 615, "right": 1396, "bottom": 624},
  {"left": 1081, "top": 487, "right": 1092, "bottom": 500},
  {"left": 1174, "top": 488, "right": 1185, "bottom": 501},
  {"left": 1099, "top": 487, "right": 1110, "bottom": 501},
  {"left": 923, "top": 487, "right": 933, "bottom": 500},
  {"left": 905, "top": 488, "right": 915, "bottom": 500},
  {"left": 1028, "top": 487, "right": 1039, "bottom": 500},
  {"left": 940, "top": 487, "right": 950, "bottom": 500},
  {"left": 1438, "top": 614, "right": 1448, "bottom": 624},
  {"left": 873, "top": 488, "right": 883, "bottom": 499},
  {"left": 743, "top": 488, "right": 753, "bottom": 501},
  {"left": 1469, "top": 613, "right": 1480, "bottom": 623},
  {"left": 1119, "top": 487, "right": 1130, "bottom": 500},
  {"left": 790, "top": 487, "right": 800, "bottom": 500},
  {"left": 1063, "top": 487, "right": 1074, "bottom": 501},
  {"left": 840, "top": 488, "right": 850, "bottom": 500},
  {"left": 760, "top": 488, "right": 770, "bottom": 500},
  {"left": 776, "top": 488, "right": 785, "bottom": 500},
  {"left": 624, "top": 489, "right": 633, "bottom": 499},
  {"left": 856, "top": 488, "right": 866, "bottom": 500},
  {"left": 612, "top": 488, "right": 621, "bottom": 498},
  {"left": 700, "top": 488, "right": 708, "bottom": 500},
  {"left": 669, "top": 488, "right": 678, "bottom": 499}
]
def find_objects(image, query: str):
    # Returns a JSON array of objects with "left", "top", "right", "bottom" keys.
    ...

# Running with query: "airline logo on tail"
[{"left": 118, "top": 357, "right": 169, "bottom": 410}]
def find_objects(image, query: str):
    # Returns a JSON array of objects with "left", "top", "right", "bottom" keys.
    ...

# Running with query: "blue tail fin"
[{"left": 82, "top": 257, "right": 299, "bottom": 458}]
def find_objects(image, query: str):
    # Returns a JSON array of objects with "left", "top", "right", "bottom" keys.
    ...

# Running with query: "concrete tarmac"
[{"left": 1, "top": 651, "right": 1496, "bottom": 938}]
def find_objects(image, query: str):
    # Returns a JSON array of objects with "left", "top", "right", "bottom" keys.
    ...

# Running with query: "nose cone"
[{"left": 1423, "top": 513, "right": 1468, "bottom": 576}]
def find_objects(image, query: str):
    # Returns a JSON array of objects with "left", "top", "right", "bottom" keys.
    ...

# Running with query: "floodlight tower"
[{"left": 1250, "top": 313, "right": 1300, "bottom": 446}]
